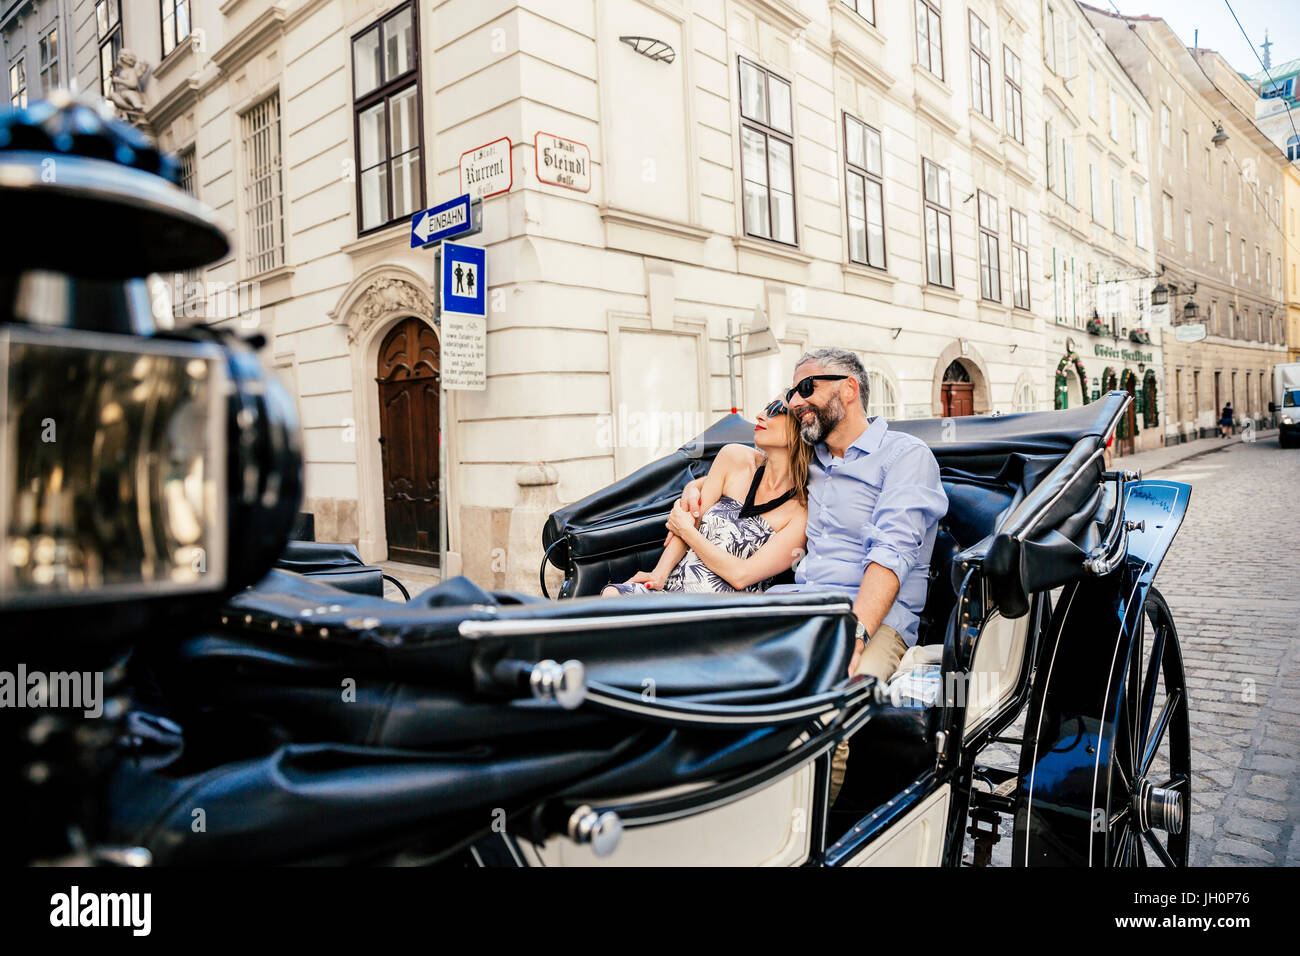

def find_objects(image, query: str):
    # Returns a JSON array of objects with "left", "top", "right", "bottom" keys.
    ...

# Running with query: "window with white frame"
[
  {"left": 1060, "top": 124, "right": 1076, "bottom": 205},
  {"left": 95, "top": 0, "right": 123, "bottom": 98},
  {"left": 1254, "top": 244, "right": 1259, "bottom": 280},
  {"left": 922, "top": 158, "right": 953, "bottom": 288},
  {"left": 866, "top": 370, "right": 898, "bottom": 419},
  {"left": 161, "top": 0, "right": 192, "bottom": 58},
  {"left": 1131, "top": 112, "right": 1147, "bottom": 165},
  {"left": 1111, "top": 177, "right": 1122, "bottom": 235},
  {"left": 844, "top": 114, "right": 886, "bottom": 269},
  {"left": 1003, "top": 47, "right": 1023, "bottom": 144},
  {"left": 841, "top": 0, "right": 875, "bottom": 25},
  {"left": 977, "top": 190, "right": 1001, "bottom": 301},
  {"left": 1089, "top": 161, "right": 1101, "bottom": 221},
  {"left": 1014, "top": 380, "right": 1035, "bottom": 413},
  {"left": 1045, "top": 118, "right": 1056, "bottom": 192},
  {"left": 1183, "top": 209, "right": 1192, "bottom": 252},
  {"left": 1133, "top": 195, "right": 1146, "bottom": 248},
  {"left": 1240, "top": 238, "right": 1245, "bottom": 274},
  {"left": 174, "top": 148, "right": 203, "bottom": 318},
  {"left": 240, "top": 93, "right": 285, "bottom": 276},
  {"left": 7, "top": 56, "right": 25, "bottom": 108},
  {"left": 1160, "top": 192, "right": 1172, "bottom": 241},
  {"left": 1181, "top": 129, "right": 1188, "bottom": 167},
  {"left": 1044, "top": 4, "right": 1058, "bottom": 73},
  {"left": 38, "top": 28, "right": 59, "bottom": 91},
  {"left": 1010, "top": 208, "right": 1030, "bottom": 310},
  {"left": 969, "top": 11, "right": 993, "bottom": 121},
  {"left": 1208, "top": 222, "right": 1214, "bottom": 262},
  {"left": 739, "top": 58, "right": 796, "bottom": 245},
  {"left": 916, "top": 0, "right": 943, "bottom": 79},
  {"left": 1108, "top": 89, "right": 1118, "bottom": 140}
]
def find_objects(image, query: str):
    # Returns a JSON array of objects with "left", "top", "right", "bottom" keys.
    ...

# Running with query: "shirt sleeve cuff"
[{"left": 864, "top": 543, "right": 912, "bottom": 586}]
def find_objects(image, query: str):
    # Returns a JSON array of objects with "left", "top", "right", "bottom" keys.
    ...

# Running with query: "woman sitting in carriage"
[{"left": 602, "top": 397, "right": 810, "bottom": 596}]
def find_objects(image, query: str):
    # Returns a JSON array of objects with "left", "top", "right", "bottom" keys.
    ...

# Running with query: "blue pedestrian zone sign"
[{"left": 442, "top": 242, "right": 486, "bottom": 317}]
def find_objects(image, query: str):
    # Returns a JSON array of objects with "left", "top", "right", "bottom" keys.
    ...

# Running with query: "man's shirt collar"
[{"left": 814, "top": 415, "right": 888, "bottom": 466}]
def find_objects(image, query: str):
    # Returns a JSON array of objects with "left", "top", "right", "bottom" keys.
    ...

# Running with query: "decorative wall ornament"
[
  {"left": 108, "top": 51, "right": 153, "bottom": 134},
  {"left": 350, "top": 277, "right": 434, "bottom": 344},
  {"left": 619, "top": 36, "right": 676, "bottom": 63}
]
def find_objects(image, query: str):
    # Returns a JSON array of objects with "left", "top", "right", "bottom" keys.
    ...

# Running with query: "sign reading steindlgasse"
[{"left": 535, "top": 132, "right": 591, "bottom": 192}]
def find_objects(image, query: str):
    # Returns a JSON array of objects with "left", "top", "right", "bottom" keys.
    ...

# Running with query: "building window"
[
  {"left": 1089, "top": 161, "right": 1101, "bottom": 221},
  {"left": 38, "top": 29, "right": 59, "bottom": 92},
  {"left": 1014, "top": 380, "right": 1035, "bottom": 413},
  {"left": 1207, "top": 222, "right": 1214, "bottom": 262},
  {"left": 1181, "top": 129, "right": 1188, "bottom": 167},
  {"left": 1254, "top": 244, "right": 1260, "bottom": 280},
  {"left": 1131, "top": 112, "right": 1147, "bottom": 166},
  {"left": 739, "top": 58, "right": 796, "bottom": 245},
  {"left": 7, "top": 56, "right": 25, "bottom": 108},
  {"left": 1266, "top": 252, "right": 1271, "bottom": 287},
  {"left": 240, "top": 93, "right": 285, "bottom": 276},
  {"left": 922, "top": 158, "right": 953, "bottom": 288},
  {"left": 353, "top": 3, "right": 423, "bottom": 235},
  {"left": 1133, "top": 195, "right": 1146, "bottom": 248},
  {"left": 95, "top": 0, "right": 123, "bottom": 97},
  {"left": 1288, "top": 135, "right": 1300, "bottom": 162},
  {"left": 1010, "top": 208, "right": 1030, "bottom": 310},
  {"left": 161, "top": 0, "right": 191, "bottom": 57},
  {"left": 841, "top": 0, "right": 875, "bottom": 23},
  {"left": 915, "top": 0, "right": 943, "bottom": 80},
  {"left": 977, "top": 191, "right": 1001, "bottom": 302},
  {"left": 1183, "top": 208, "right": 1192, "bottom": 252},
  {"left": 969, "top": 12, "right": 993, "bottom": 121},
  {"left": 1108, "top": 89, "right": 1118, "bottom": 141},
  {"left": 174, "top": 148, "right": 203, "bottom": 317},
  {"left": 866, "top": 369, "right": 898, "bottom": 419},
  {"left": 1203, "top": 147, "right": 1210, "bottom": 180},
  {"left": 1111, "top": 178, "right": 1122, "bottom": 235},
  {"left": 1044, "top": 118, "right": 1055, "bottom": 191},
  {"left": 1162, "top": 192, "right": 1173, "bottom": 241},
  {"left": 1160, "top": 102, "right": 1171, "bottom": 148},
  {"left": 1003, "top": 47, "right": 1023, "bottom": 144},
  {"left": 1088, "top": 66, "right": 1097, "bottom": 118},
  {"left": 844, "top": 114, "right": 885, "bottom": 269},
  {"left": 1240, "top": 238, "right": 1245, "bottom": 274},
  {"left": 1060, "top": 125, "right": 1075, "bottom": 205}
]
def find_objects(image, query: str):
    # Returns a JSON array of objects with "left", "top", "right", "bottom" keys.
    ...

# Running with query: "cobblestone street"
[
  {"left": 1145, "top": 436, "right": 1300, "bottom": 866},
  {"left": 974, "top": 432, "right": 1299, "bottom": 866}
]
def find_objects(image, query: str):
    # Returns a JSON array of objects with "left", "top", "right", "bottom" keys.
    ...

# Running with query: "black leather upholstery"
[{"left": 274, "top": 540, "right": 384, "bottom": 597}]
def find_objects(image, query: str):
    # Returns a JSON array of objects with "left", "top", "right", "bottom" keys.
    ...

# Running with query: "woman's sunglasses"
[
  {"left": 763, "top": 398, "right": 788, "bottom": 418},
  {"left": 784, "top": 374, "right": 848, "bottom": 404}
]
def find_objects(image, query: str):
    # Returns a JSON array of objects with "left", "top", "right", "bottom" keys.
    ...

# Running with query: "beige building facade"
[
  {"left": 72, "top": 0, "right": 1058, "bottom": 590},
  {"left": 1085, "top": 7, "right": 1288, "bottom": 441},
  {"left": 1286, "top": 165, "right": 1300, "bottom": 364},
  {"left": 1041, "top": 0, "right": 1160, "bottom": 456}
]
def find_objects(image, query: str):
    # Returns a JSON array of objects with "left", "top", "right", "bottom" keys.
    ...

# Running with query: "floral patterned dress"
[{"left": 607, "top": 464, "right": 794, "bottom": 595}]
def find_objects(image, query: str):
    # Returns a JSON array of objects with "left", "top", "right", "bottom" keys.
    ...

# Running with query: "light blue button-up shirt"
[{"left": 769, "top": 416, "right": 948, "bottom": 646}]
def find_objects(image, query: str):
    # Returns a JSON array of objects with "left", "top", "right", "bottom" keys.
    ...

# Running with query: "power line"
[{"left": 1222, "top": 0, "right": 1300, "bottom": 148}]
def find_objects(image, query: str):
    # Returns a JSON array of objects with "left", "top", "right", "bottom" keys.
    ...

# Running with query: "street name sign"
[
  {"left": 460, "top": 137, "right": 513, "bottom": 199},
  {"left": 411, "top": 193, "right": 471, "bottom": 248},
  {"left": 534, "top": 131, "right": 591, "bottom": 192}
]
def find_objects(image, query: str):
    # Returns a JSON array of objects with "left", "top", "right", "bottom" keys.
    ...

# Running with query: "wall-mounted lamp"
[{"left": 1212, "top": 122, "right": 1229, "bottom": 148}]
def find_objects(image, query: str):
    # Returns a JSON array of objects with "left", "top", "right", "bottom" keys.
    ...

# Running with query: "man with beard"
[{"left": 676, "top": 347, "right": 948, "bottom": 681}]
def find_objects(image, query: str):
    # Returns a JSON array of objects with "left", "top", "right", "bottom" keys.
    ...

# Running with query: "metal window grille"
[{"left": 241, "top": 94, "right": 285, "bottom": 275}]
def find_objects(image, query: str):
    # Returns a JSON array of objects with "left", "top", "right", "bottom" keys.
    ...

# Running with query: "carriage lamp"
[
  {"left": 1182, "top": 298, "right": 1199, "bottom": 321},
  {"left": 1150, "top": 283, "right": 1169, "bottom": 306}
]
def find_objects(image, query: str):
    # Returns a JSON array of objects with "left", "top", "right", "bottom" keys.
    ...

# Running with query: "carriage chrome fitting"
[
  {"left": 1134, "top": 780, "right": 1184, "bottom": 836},
  {"left": 529, "top": 659, "right": 587, "bottom": 710},
  {"left": 568, "top": 805, "right": 623, "bottom": 857}
]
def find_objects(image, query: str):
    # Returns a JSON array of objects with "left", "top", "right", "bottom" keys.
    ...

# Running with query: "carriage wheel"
[
  {"left": 1096, "top": 587, "right": 1190, "bottom": 866},
  {"left": 1014, "top": 584, "right": 1190, "bottom": 866}
]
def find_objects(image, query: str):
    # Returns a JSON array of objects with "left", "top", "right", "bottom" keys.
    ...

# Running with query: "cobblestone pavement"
[{"left": 972, "top": 432, "right": 1299, "bottom": 866}]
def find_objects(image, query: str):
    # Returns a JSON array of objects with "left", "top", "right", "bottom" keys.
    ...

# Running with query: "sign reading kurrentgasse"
[
  {"left": 460, "top": 137, "right": 513, "bottom": 199},
  {"left": 534, "top": 132, "right": 591, "bottom": 192}
]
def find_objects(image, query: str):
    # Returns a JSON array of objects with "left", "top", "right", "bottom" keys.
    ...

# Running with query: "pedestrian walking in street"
[{"left": 1219, "top": 402, "right": 1235, "bottom": 438}]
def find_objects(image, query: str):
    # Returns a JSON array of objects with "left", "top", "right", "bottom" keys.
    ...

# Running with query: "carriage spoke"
[
  {"left": 1112, "top": 824, "right": 1133, "bottom": 866},
  {"left": 1144, "top": 830, "right": 1176, "bottom": 868},
  {"left": 1135, "top": 835, "right": 1148, "bottom": 867},
  {"left": 1141, "top": 690, "right": 1183, "bottom": 777},
  {"left": 1137, "top": 620, "right": 1168, "bottom": 758}
]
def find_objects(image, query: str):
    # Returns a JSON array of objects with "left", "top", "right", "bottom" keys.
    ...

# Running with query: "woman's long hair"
[{"left": 781, "top": 411, "right": 812, "bottom": 505}]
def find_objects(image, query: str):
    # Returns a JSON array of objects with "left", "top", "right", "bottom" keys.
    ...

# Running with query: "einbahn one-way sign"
[{"left": 411, "top": 193, "right": 471, "bottom": 248}]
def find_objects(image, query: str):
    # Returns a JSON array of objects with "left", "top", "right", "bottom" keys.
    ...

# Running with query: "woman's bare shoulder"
[{"left": 715, "top": 443, "right": 762, "bottom": 470}]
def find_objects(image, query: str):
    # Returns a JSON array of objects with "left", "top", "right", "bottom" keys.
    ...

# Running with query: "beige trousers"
[{"left": 829, "top": 624, "right": 908, "bottom": 805}]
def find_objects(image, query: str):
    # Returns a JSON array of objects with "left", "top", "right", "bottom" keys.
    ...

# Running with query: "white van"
[{"left": 1272, "top": 362, "right": 1300, "bottom": 449}]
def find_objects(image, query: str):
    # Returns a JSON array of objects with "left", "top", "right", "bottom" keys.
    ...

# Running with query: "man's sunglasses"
[{"left": 784, "top": 374, "right": 848, "bottom": 404}]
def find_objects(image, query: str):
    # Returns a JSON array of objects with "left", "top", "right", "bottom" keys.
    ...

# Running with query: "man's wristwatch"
[{"left": 854, "top": 620, "right": 867, "bottom": 647}]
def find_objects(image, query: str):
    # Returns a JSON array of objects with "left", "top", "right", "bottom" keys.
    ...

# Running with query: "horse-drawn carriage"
[{"left": 104, "top": 393, "right": 1191, "bottom": 868}]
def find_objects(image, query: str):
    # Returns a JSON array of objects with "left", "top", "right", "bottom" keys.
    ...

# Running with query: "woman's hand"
[
  {"left": 665, "top": 500, "right": 700, "bottom": 540},
  {"left": 624, "top": 570, "right": 667, "bottom": 590}
]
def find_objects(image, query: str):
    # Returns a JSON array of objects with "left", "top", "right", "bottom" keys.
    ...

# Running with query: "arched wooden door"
[
  {"left": 377, "top": 317, "right": 440, "bottom": 567},
  {"left": 941, "top": 360, "right": 974, "bottom": 417},
  {"left": 1118, "top": 369, "right": 1138, "bottom": 457}
]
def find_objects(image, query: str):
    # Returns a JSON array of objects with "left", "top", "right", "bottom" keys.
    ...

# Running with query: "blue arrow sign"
[
  {"left": 411, "top": 193, "right": 471, "bottom": 248},
  {"left": 442, "top": 242, "right": 486, "bottom": 317}
]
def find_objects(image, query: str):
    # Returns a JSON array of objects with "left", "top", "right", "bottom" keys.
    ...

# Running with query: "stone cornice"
[{"left": 211, "top": 5, "right": 287, "bottom": 76}]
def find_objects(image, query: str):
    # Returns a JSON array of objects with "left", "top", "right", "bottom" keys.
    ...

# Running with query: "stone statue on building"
[{"left": 107, "top": 51, "right": 153, "bottom": 135}]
